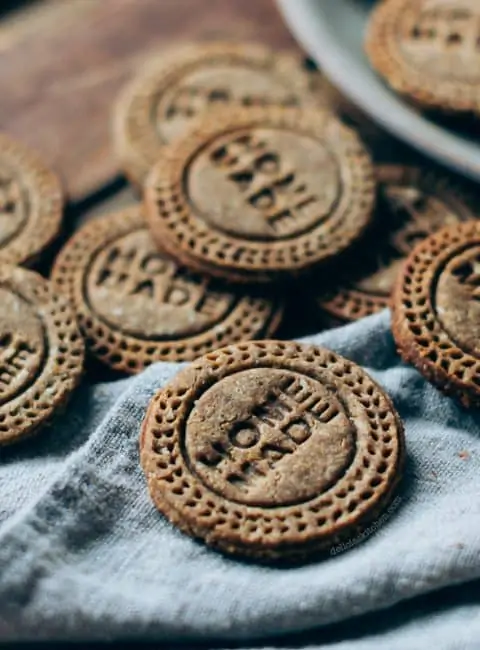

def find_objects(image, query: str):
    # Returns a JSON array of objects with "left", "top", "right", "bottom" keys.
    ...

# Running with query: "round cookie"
[
  {"left": 144, "top": 106, "right": 375, "bottom": 284},
  {"left": 114, "top": 42, "right": 320, "bottom": 187},
  {"left": 366, "top": 0, "right": 480, "bottom": 113},
  {"left": 0, "top": 133, "right": 63, "bottom": 267},
  {"left": 0, "top": 264, "right": 84, "bottom": 445},
  {"left": 315, "top": 165, "right": 479, "bottom": 323},
  {"left": 392, "top": 220, "right": 480, "bottom": 408},
  {"left": 51, "top": 207, "right": 283, "bottom": 373},
  {"left": 140, "top": 340, "right": 405, "bottom": 560}
]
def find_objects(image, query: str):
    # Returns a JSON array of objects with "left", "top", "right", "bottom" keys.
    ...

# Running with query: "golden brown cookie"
[
  {"left": 140, "top": 340, "right": 405, "bottom": 560},
  {"left": 0, "top": 264, "right": 84, "bottom": 445},
  {"left": 114, "top": 42, "right": 320, "bottom": 187},
  {"left": 366, "top": 0, "right": 480, "bottom": 113},
  {"left": 0, "top": 133, "right": 63, "bottom": 267},
  {"left": 51, "top": 207, "right": 283, "bottom": 373},
  {"left": 144, "top": 106, "right": 375, "bottom": 284},
  {"left": 315, "top": 165, "right": 478, "bottom": 323},
  {"left": 392, "top": 220, "right": 480, "bottom": 407}
]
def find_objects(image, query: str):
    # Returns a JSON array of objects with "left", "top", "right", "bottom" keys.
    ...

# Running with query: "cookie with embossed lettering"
[
  {"left": 0, "top": 133, "right": 63, "bottom": 267},
  {"left": 393, "top": 221, "right": 480, "bottom": 408},
  {"left": 0, "top": 264, "right": 84, "bottom": 445},
  {"left": 315, "top": 165, "right": 479, "bottom": 323},
  {"left": 140, "top": 340, "right": 405, "bottom": 560},
  {"left": 144, "top": 107, "right": 375, "bottom": 284},
  {"left": 51, "top": 207, "right": 283, "bottom": 373},
  {"left": 366, "top": 0, "right": 480, "bottom": 113},
  {"left": 114, "top": 42, "right": 320, "bottom": 187}
]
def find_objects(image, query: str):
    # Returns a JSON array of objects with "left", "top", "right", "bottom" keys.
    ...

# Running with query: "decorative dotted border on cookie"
[
  {"left": 113, "top": 42, "right": 319, "bottom": 186},
  {"left": 318, "top": 165, "right": 480, "bottom": 322},
  {"left": 51, "top": 207, "right": 283, "bottom": 373},
  {"left": 392, "top": 220, "right": 480, "bottom": 407},
  {"left": 0, "top": 133, "right": 63, "bottom": 267},
  {"left": 141, "top": 341, "right": 404, "bottom": 558},
  {"left": 0, "top": 265, "right": 84, "bottom": 445},
  {"left": 319, "top": 290, "right": 388, "bottom": 323},
  {"left": 366, "top": 0, "right": 480, "bottom": 112},
  {"left": 144, "top": 107, "right": 375, "bottom": 282}
]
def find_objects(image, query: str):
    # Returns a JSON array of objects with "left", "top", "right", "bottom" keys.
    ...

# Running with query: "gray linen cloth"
[{"left": 0, "top": 310, "right": 479, "bottom": 648}]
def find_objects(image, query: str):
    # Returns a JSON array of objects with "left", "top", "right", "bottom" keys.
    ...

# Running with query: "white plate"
[{"left": 276, "top": 0, "right": 480, "bottom": 181}]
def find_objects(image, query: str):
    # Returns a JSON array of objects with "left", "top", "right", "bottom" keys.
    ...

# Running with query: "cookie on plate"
[
  {"left": 366, "top": 0, "right": 480, "bottom": 113},
  {"left": 114, "top": 42, "right": 320, "bottom": 187},
  {"left": 144, "top": 106, "right": 375, "bottom": 284},
  {"left": 314, "top": 165, "right": 479, "bottom": 323},
  {"left": 140, "top": 340, "right": 405, "bottom": 560},
  {"left": 0, "top": 264, "right": 84, "bottom": 445},
  {"left": 392, "top": 220, "right": 480, "bottom": 407},
  {"left": 0, "top": 133, "right": 63, "bottom": 267},
  {"left": 51, "top": 206, "right": 283, "bottom": 373}
]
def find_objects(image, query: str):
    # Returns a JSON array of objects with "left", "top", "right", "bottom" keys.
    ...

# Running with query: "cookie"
[
  {"left": 144, "top": 107, "right": 375, "bottom": 284},
  {"left": 0, "top": 264, "right": 84, "bottom": 445},
  {"left": 392, "top": 220, "right": 480, "bottom": 408},
  {"left": 366, "top": 0, "right": 480, "bottom": 113},
  {"left": 51, "top": 207, "right": 283, "bottom": 373},
  {"left": 315, "top": 165, "right": 478, "bottom": 323},
  {"left": 140, "top": 340, "right": 404, "bottom": 560},
  {"left": 114, "top": 42, "right": 320, "bottom": 187},
  {"left": 0, "top": 133, "right": 63, "bottom": 267}
]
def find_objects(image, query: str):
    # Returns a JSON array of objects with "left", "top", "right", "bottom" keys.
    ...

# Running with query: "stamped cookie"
[
  {"left": 366, "top": 0, "right": 480, "bottom": 113},
  {"left": 51, "top": 207, "right": 282, "bottom": 373},
  {"left": 392, "top": 221, "right": 480, "bottom": 407},
  {"left": 315, "top": 165, "right": 478, "bottom": 323},
  {"left": 144, "top": 107, "right": 375, "bottom": 284},
  {"left": 0, "top": 133, "right": 63, "bottom": 267},
  {"left": 140, "top": 340, "right": 404, "bottom": 560},
  {"left": 114, "top": 42, "right": 319, "bottom": 186},
  {"left": 0, "top": 265, "right": 84, "bottom": 445}
]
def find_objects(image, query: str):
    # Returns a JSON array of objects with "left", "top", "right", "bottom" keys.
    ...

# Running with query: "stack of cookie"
[
  {"left": 53, "top": 41, "right": 379, "bottom": 374},
  {"left": 2, "top": 38, "right": 480, "bottom": 560}
]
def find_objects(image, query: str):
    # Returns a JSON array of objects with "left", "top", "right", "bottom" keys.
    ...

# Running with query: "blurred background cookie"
[
  {"left": 114, "top": 41, "right": 322, "bottom": 187},
  {"left": 310, "top": 164, "right": 480, "bottom": 324},
  {"left": 0, "top": 133, "right": 63, "bottom": 269},
  {"left": 366, "top": 0, "right": 480, "bottom": 114}
]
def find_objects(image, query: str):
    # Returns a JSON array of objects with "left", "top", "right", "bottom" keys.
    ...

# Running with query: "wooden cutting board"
[{"left": 0, "top": 0, "right": 297, "bottom": 205}]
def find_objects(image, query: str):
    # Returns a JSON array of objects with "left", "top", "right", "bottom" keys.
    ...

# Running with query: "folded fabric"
[{"left": 0, "top": 311, "right": 479, "bottom": 648}]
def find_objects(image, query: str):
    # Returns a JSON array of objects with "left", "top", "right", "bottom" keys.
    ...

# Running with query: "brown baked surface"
[
  {"left": 144, "top": 106, "right": 375, "bottom": 284},
  {"left": 114, "top": 41, "right": 320, "bottom": 187},
  {"left": 0, "top": 133, "right": 63, "bottom": 268},
  {"left": 392, "top": 220, "right": 480, "bottom": 407},
  {"left": 366, "top": 0, "right": 480, "bottom": 113},
  {"left": 140, "top": 340, "right": 405, "bottom": 560},
  {"left": 316, "top": 164, "right": 479, "bottom": 323},
  {"left": 51, "top": 206, "right": 283, "bottom": 373},
  {"left": 0, "top": 264, "right": 84, "bottom": 445}
]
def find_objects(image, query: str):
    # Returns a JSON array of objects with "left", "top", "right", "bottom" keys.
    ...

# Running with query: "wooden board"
[{"left": 0, "top": 0, "right": 297, "bottom": 202}]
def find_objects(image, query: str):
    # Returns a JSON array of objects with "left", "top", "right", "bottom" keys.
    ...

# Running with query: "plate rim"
[{"left": 276, "top": 0, "right": 480, "bottom": 182}]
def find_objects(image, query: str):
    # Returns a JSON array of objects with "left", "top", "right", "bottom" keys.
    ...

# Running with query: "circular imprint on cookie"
[
  {"left": 317, "top": 165, "right": 478, "bottom": 323},
  {"left": 0, "top": 265, "right": 84, "bottom": 445},
  {"left": 392, "top": 220, "right": 480, "bottom": 407},
  {"left": 144, "top": 107, "right": 375, "bottom": 284},
  {"left": 366, "top": 0, "right": 480, "bottom": 112},
  {"left": 0, "top": 133, "right": 63, "bottom": 267},
  {"left": 140, "top": 340, "right": 404, "bottom": 560},
  {"left": 51, "top": 206, "right": 283, "bottom": 373},
  {"left": 114, "top": 42, "right": 319, "bottom": 186}
]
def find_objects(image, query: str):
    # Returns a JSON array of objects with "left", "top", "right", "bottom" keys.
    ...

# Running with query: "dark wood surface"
[{"left": 0, "top": 0, "right": 297, "bottom": 203}]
